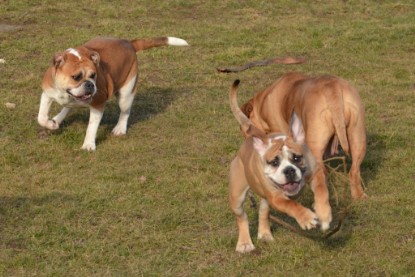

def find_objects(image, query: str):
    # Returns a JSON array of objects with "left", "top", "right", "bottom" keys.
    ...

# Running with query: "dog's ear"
[
  {"left": 252, "top": 136, "right": 269, "bottom": 156},
  {"left": 244, "top": 124, "right": 269, "bottom": 156},
  {"left": 90, "top": 51, "right": 100, "bottom": 65},
  {"left": 289, "top": 112, "right": 305, "bottom": 144},
  {"left": 53, "top": 53, "right": 66, "bottom": 68}
]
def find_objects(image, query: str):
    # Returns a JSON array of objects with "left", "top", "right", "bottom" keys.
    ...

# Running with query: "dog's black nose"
[
  {"left": 84, "top": 81, "right": 95, "bottom": 94},
  {"left": 283, "top": 166, "right": 297, "bottom": 181}
]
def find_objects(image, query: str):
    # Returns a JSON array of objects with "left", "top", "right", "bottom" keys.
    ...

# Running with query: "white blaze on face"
[{"left": 66, "top": 48, "right": 82, "bottom": 60}]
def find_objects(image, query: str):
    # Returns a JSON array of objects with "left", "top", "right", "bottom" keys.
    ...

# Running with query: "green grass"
[{"left": 1, "top": 0, "right": 415, "bottom": 276}]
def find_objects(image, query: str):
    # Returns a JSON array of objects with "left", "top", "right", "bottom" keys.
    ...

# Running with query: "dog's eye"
[
  {"left": 90, "top": 73, "right": 96, "bottom": 79},
  {"left": 268, "top": 157, "right": 280, "bottom": 167},
  {"left": 72, "top": 73, "right": 83, "bottom": 82},
  {"left": 293, "top": 154, "right": 303, "bottom": 163}
]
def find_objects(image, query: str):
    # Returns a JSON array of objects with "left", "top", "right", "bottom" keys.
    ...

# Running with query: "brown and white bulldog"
[
  {"left": 229, "top": 80, "right": 318, "bottom": 253},
  {"left": 38, "top": 36, "right": 188, "bottom": 151},
  {"left": 239, "top": 72, "right": 367, "bottom": 232}
]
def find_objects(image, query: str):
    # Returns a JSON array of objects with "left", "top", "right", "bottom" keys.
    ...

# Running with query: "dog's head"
[
  {"left": 252, "top": 113, "right": 313, "bottom": 197},
  {"left": 229, "top": 80, "right": 314, "bottom": 197},
  {"left": 52, "top": 47, "right": 100, "bottom": 104}
]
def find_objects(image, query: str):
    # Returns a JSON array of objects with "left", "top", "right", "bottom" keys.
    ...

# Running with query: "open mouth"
[
  {"left": 66, "top": 90, "right": 93, "bottom": 102},
  {"left": 277, "top": 182, "right": 301, "bottom": 193},
  {"left": 269, "top": 179, "right": 302, "bottom": 195}
]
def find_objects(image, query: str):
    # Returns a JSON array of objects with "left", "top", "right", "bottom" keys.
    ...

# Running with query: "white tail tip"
[{"left": 167, "top": 37, "right": 189, "bottom": 46}]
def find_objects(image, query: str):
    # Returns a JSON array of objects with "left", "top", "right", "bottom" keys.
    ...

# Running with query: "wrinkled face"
[
  {"left": 260, "top": 136, "right": 307, "bottom": 196},
  {"left": 53, "top": 48, "right": 98, "bottom": 104}
]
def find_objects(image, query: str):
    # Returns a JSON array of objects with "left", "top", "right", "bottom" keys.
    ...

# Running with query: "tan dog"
[
  {"left": 240, "top": 72, "right": 367, "bottom": 231},
  {"left": 38, "top": 36, "right": 188, "bottom": 150},
  {"left": 229, "top": 80, "right": 318, "bottom": 253}
]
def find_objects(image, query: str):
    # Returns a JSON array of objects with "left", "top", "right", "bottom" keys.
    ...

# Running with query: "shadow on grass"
[
  {"left": 0, "top": 192, "right": 77, "bottom": 250},
  {"left": 361, "top": 132, "right": 387, "bottom": 190},
  {"left": 42, "top": 86, "right": 184, "bottom": 146}
]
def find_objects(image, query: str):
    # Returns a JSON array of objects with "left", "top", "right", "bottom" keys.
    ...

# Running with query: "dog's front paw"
[
  {"left": 44, "top": 119, "right": 59, "bottom": 130},
  {"left": 313, "top": 202, "right": 332, "bottom": 231},
  {"left": 236, "top": 242, "right": 255, "bottom": 253},
  {"left": 258, "top": 232, "right": 274, "bottom": 242},
  {"left": 81, "top": 142, "right": 96, "bottom": 151},
  {"left": 111, "top": 125, "right": 127, "bottom": 136},
  {"left": 296, "top": 208, "right": 319, "bottom": 230}
]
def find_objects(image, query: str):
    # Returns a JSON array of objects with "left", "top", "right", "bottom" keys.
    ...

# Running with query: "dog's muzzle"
[
  {"left": 271, "top": 166, "right": 304, "bottom": 196},
  {"left": 66, "top": 81, "right": 96, "bottom": 102}
]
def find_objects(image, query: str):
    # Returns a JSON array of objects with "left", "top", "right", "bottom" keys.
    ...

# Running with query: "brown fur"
[
  {"left": 240, "top": 72, "right": 367, "bottom": 230},
  {"left": 228, "top": 80, "right": 318, "bottom": 253}
]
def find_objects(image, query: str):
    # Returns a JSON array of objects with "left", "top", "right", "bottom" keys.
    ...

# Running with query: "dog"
[
  {"left": 240, "top": 72, "right": 367, "bottom": 231},
  {"left": 38, "top": 36, "right": 188, "bottom": 151},
  {"left": 228, "top": 80, "right": 318, "bottom": 253}
]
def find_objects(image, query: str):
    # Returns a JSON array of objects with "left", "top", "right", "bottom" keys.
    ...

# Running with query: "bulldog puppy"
[
  {"left": 240, "top": 72, "right": 367, "bottom": 231},
  {"left": 228, "top": 80, "right": 317, "bottom": 253},
  {"left": 38, "top": 36, "right": 188, "bottom": 150}
]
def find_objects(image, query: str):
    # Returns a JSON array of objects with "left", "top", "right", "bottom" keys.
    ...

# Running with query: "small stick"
[{"left": 217, "top": 56, "right": 306, "bottom": 73}]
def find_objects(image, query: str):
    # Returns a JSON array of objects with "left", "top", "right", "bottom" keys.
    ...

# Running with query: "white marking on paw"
[
  {"left": 111, "top": 125, "right": 127, "bottom": 136},
  {"left": 320, "top": 221, "right": 330, "bottom": 231},
  {"left": 81, "top": 142, "right": 96, "bottom": 151}
]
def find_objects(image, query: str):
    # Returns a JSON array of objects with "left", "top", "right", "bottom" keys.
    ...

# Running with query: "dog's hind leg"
[
  {"left": 305, "top": 124, "right": 333, "bottom": 231},
  {"left": 229, "top": 158, "right": 255, "bottom": 253},
  {"left": 347, "top": 119, "right": 367, "bottom": 199},
  {"left": 257, "top": 198, "right": 274, "bottom": 242},
  {"left": 112, "top": 75, "right": 137, "bottom": 136}
]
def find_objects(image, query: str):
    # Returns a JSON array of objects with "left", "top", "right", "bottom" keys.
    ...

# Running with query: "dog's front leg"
[
  {"left": 38, "top": 92, "right": 59, "bottom": 130},
  {"left": 257, "top": 198, "right": 274, "bottom": 242},
  {"left": 310, "top": 165, "right": 332, "bottom": 231},
  {"left": 81, "top": 107, "right": 104, "bottom": 151},
  {"left": 271, "top": 194, "right": 319, "bottom": 230},
  {"left": 52, "top": 107, "right": 71, "bottom": 127}
]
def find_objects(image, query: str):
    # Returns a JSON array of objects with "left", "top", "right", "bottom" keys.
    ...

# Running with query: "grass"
[{"left": 1, "top": 0, "right": 415, "bottom": 276}]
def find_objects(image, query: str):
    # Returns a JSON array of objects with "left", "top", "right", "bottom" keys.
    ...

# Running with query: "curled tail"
[
  {"left": 323, "top": 83, "right": 350, "bottom": 154},
  {"left": 229, "top": 80, "right": 250, "bottom": 127},
  {"left": 130, "top": 36, "right": 188, "bottom": 52},
  {"left": 229, "top": 80, "right": 267, "bottom": 141}
]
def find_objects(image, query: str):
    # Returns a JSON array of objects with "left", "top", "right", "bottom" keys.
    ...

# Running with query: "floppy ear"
[
  {"left": 53, "top": 53, "right": 66, "bottom": 68},
  {"left": 90, "top": 51, "right": 100, "bottom": 65},
  {"left": 289, "top": 112, "right": 305, "bottom": 144}
]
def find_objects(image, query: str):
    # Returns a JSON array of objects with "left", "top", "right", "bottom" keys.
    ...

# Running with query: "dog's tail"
[
  {"left": 130, "top": 37, "right": 189, "bottom": 52},
  {"left": 323, "top": 82, "right": 350, "bottom": 154},
  {"left": 230, "top": 80, "right": 268, "bottom": 141},
  {"left": 230, "top": 80, "right": 250, "bottom": 127}
]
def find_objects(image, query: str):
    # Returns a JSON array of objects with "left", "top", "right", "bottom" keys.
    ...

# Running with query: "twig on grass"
[{"left": 216, "top": 56, "right": 306, "bottom": 73}]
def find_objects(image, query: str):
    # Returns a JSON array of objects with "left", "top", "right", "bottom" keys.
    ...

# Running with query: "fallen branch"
[{"left": 216, "top": 56, "right": 306, "bottom": 73}]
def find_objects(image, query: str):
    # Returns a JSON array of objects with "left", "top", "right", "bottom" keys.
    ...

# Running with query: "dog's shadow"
[
  {"left": 360, "top": 132, "right": 386, "bottom": 190},
  {"left": 48, "top": 86, "right": 182, "bottom": 146},
  {"left": 0, "top": 192, "right": 77, "bottom": 250}
]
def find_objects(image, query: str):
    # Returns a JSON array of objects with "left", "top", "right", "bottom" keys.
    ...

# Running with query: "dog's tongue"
[
  {"left": 282, "top": 182, "right": 299, "bottom": 192},
  {"left": 80, "top": 94, "right": 91, "bottom": 101}
]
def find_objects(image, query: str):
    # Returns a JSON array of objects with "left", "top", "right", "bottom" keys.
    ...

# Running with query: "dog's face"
[
  {"left": 262, "top": 136, "right": 308, "bottom": 196},
  {"left": 52, "top": 47, "right": 100, "bottom": 105},
  {"left": 254, "top": 135, "right": 308, "bottom": 196},
  {"left": 250, "top": 112, "right": 312, "bottom": 197}
]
